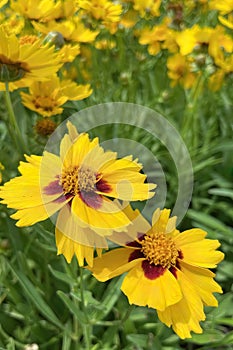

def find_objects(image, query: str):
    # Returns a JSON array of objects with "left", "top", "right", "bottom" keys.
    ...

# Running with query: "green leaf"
[
  {"left": 95, "top": 276, "right": 124, "bottom": 321},
  {"left": 126, "top": 334, "right": 148, "bottom": 348},
  {"left": 208, "top": 188, "right": 233, "bottom": 200},
  {"left": 48, "top": 265, "right": 74, "bottom": 286},
  {"left": 186, "top": 329, "right": 224, "bottom": 345},
  {"left": 187, "top": 209, "right": 232, "bottom": 235},
  {"left": 57, "top": 290, "right": 87, "bottom": 324},
  {"left": 6, "top": 260, "right": 64, "bottom": 330}
]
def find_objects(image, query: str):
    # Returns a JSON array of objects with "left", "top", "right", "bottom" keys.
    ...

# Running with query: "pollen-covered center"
[
  {"left": 60, "top": 165, "right": 96, "bottom": 196},
  {"left": 140, "top": 232, "right": 179, "bottom": 269}
]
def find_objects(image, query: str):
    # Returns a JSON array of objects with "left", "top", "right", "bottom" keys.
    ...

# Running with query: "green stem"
[
  {"left": 79, "top": 267, "right": 92, "bottom": 350},
  {"left": 181, "top": 73, "right": 205, "bottom": 151},
  {"left": 4, "top": 80, "right": 28, "bottom": 155}
]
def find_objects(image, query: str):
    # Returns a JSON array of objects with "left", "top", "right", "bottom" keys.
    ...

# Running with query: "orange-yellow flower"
[
  {"left": 89, "top": 207, "right": 224, "bottom": 339},
  {"left": 20, "top": 75, "right": 92, "bottom": 117},
  {"left": 0, "top": 123, "right": 156, "bottom": 265},
  {"left": 0, "top": 28, "right": 61, "bottom": 91},
  {"left": 167, "top": 53, "right": 197, "bottom": 89}
]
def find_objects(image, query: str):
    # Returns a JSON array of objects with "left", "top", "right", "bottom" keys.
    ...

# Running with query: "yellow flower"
[
  {"left": 0, "top": 123, "right": 156, "bottom": 265},
  {"left": 57, "top": 43, "right": 80, "bottom": 63},
  {"left": 0, "top": 0, "right": 8, "bottom": 8},
  {"left": 133, "top": 0, "right": 161, "bottom": 17},
  {"left": 175, "top": 25, "right": 215, "bottom": 56},
  {"left": 78, "top": 0, "right": 122, "bottom": 23},
  {"left": 209, "top": 0, "right": 233, "bottom": 15},
  {"left": 10, "top": 0, "right": 62, "bottom": 22},
  {"left": 208, "top": 27, "right": 233, "bottom": 66},
  {"left": 138, "top": 19, "right": 171, "bottom": 56},
  {"left": 20, "top": 75, "right": 92, "bottom": 117},
  {"left": 32, "top": 18, "right": 99, "bottom": 43},
  {"left": 0, "top": 28, "right": 61, "bottom": 91},
  {"left": 89, "top": 207, "right": 224, "bottom": 339},
  {"left": 218, "top": 14, "right": 233, "bottom": 30},
  {"left": 167, "top": 53, "right": 197, "bottom": 89},
  {"left": 0, "top": 12, "right": 25, "bottom": 36}
]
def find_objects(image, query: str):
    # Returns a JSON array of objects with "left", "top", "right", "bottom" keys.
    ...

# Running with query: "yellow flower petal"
[
  {"left": 63, "top": 133, "right": 99, "bottom": 168},
  {"left": 55, "top": 228, "right": 97, "bottom": 266},
  {"left": 176, "top": 231, "right": 224, "bottom": 268},
  {"left": 71, "top": 195, "right": 131, "bottom": 234},
  {"left": 56, "top": 204, "right": 108, "bottom": 248},
  {"left": 157, "top": 268, "right": 205, "bottom": 339},
  {"left": 90, "top": 248, "right": 141, "bottom": 281},
  {"left": 122, "top": 265, "right": 182, "bottom": 311},
  {"left": 151, "top": 208, "right": 171, "bottom": 233},
  {"left": 180, "top": 260, "right": 223, "bottom": 306}
]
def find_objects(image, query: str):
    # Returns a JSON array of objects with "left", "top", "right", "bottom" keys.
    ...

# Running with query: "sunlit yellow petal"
[
  {"left": 55, "top": 228, "right": 97, "bottom": 266},
  {"left": 71, "top": 195, "right": 131, "bottom": 233},
  {"left": 180, "top": 260, "right": 223, "bottom": 306},
  {"left": 90, "top": 248, "right": 141, "bottom": 281},
  {"left": 56, "top": 204, "right": 108, "bottom": 248},
  {"left": 122, "top": 266, "right": 182, "bottom": 311},
  {"left": 158, "top": 268, "right": 205, "bottom": 339}
]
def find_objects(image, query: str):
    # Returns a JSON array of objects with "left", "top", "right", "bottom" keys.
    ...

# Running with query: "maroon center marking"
[
  {"left": 169, "top": 266, "right": 178, "bottom": 278},
  {"left": 43, "top": 179, "right": 63, "bottom": 195},
  {"left": 128, "top": 249, "right": 144, "bottom": 262},
  {"left": 178, "top": 250, "right": 184, "bottom": 259},
  {"left": 96, "top": 177, "right": 112, "bottom": 193},
  {"left": 79, "top": 191, "right": 103, "bottom": 209},
  {"left": 142, "top": 260, "right": 166, "bottom": 280},
  {"left": 126, "top": 240, "right": 142, "bottom": 248}
]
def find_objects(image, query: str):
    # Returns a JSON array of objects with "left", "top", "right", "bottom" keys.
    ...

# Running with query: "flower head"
[
  {"left": 78, "top": 0, "right": 122, "bottom": 24},
  {"left": 0, "top": 28, "right": 61, "bottom": 91},
  {"left": 89, "top": 207, "right": 224, "bottom": 339},
  {"left": 20, "top": 75, "right": 92, "bottom": 117},
  {"left": 0, "top": 123, "right": 156, "bottom": 265}
]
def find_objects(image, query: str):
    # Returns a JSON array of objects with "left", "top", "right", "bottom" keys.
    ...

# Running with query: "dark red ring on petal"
[
  {"left": 128, "top": 249, "right": 144, "bottom": 262},
  {"left": 79, "top": 191, "right": 103, "bottom": 209},
  {"left": 43, "top": 179, "right": 63, "bottom": 195},
  {"left": 142, "top": 260, "right": 166, "bottom": 280},
  {"left": 96, "top": 177, "right": 112, "bottom": 193}
]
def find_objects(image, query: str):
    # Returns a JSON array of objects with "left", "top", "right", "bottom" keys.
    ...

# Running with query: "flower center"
[
  {"left": 0, "top": 56, "right": 29, "bottom": 82},
  {"left": 60, "top": 166, "right": 96, "bottom": 196},
  {"left": 140, "top": 232, "right": 179, "bottom": 268}
]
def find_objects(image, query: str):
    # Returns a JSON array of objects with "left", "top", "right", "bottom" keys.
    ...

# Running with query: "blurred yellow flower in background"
[
  {"left": 78, "top": 0, "right": 122, "bottom": 23},
  {"left": 20, "top": 75, "right": 92, "bottom": 117},
  {"left": 167, "top": 53, "right": 197, "bottom": 89},
  {"left": 0, "top": 28, "right": 61, "bottom": 91}
]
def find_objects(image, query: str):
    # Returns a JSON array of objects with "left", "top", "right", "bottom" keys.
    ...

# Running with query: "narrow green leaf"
[
  {"left": 186, "top": 330, "right": 224, "bottom": 345},
  {"left": 95, "top": 276, "right": 124, "bottom": 321},
  {"left": 6, "top": 260, "right": 64, "bottom": 330},
  {"left": 126, "top": 334, "right": 148, "bottom": 348},
  {"left": 208, "top": 188, "right": 233, "bottom": 200},
  {"left": 48, "top": 265, "right": 74, "bottom": 285},
  {"left": 187, "top": 210, "right": 232, "bottom": 235},
  {"left": 57, "top": 290, "right": 87, "bottom": 324}
]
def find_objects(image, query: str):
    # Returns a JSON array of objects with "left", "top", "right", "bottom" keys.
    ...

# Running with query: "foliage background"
[{"left": 0, "top": 0, "right": 233, "bottom": 349}]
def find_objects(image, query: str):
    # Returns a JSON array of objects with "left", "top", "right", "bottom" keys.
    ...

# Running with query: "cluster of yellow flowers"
[
  {"left": 0, "top": 0, "right": 228, "bottom": 341},
  {"left": 0, "top": 121, "right": 224, "bottom": 339},
  {"left": 0, "top": 0, "right": 232, "bottom": 124}
]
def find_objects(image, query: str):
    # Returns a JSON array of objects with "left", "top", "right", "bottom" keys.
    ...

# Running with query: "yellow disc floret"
[
  {"left": 141, "top": 232, "right": 179, "bottom": 268},
  {"left": 60, "top": 166, "right": 96, "bottom": 195}
]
